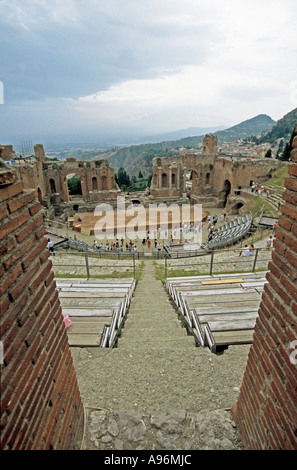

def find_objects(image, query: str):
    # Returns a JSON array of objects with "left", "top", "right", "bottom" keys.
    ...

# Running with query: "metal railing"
[
  {"left": 164, "top": 246, "right": 273, "bottom": 278},
  {"left": 50, "top": 251, "right": 138, "bottom": 279}
]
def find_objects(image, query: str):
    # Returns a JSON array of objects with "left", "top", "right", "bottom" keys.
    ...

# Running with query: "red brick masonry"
[
  {"left": 0, "top": 167, "right": 84, "bottom": 450},
  {"left": 233, "top": 125, "right": 297, "bottom": 450}
]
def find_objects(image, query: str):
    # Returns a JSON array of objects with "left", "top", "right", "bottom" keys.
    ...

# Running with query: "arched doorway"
[
  {"left": 92, "top": 176, "right": 98, "bottom": 191},
  {"left": 49, "top": 178, "right": 56, "bottom": 193},
  {"left": 66, "top": 173, "right": 82, "bottom": 196},
  {"left": 162, "top": 173, "right": 168, "bottom": 188},
  {"left": 220, "top": 179, "right": 231, "bottom": 207},
  {"left": 231, "top": 202, "right": 244, "bottom": 214},
  {"left": 101, "top": 175, "right": 107, "bottom": 190},
  {"left": 187, "top": 168, "right": 199, "bottom": 195}
]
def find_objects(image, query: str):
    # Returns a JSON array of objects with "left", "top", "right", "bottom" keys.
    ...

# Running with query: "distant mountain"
[
  {"left": 47, "top": 113, "right": 278, "bottom": 176},
  {"left": 100, "top": 114, "right": 276, "bottom": 175},
  {"left": 214, "top": 114, "right": 276, "bottom": 142},
  {"left": 257, "top": 107, "right": 297, "bottom": 144},
  {"left": 130, "top": 125, "right": 228, "bottom": 144}
]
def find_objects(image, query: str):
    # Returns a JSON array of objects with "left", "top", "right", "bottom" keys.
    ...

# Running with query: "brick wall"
[
  {"left": 234, "top": 125, "right": 297, "bottom": 450},
  {"left": 0, "top": 164, "right": 84, "bottom": 450}
]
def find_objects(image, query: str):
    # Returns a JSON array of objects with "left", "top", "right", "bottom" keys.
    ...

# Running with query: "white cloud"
[{"left": 0, "top": 0, "right": 296, "bottom": 142}]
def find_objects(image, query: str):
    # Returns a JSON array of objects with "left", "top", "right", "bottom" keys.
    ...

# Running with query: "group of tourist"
[
  {"left": 92, "top": 234, "right": 164, "bottom": 253},
  {"left": 251, "top": 181, "right": 271, "bottom": 198},
  {"left": 207, "top": 213, "right": 226, "bottom": 242},
  {"left": 238, "top": 234, "right": 275, "bottom": 257}
]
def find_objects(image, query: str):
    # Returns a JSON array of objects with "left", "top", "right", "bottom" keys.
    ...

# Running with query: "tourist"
[
  {"left": 93, "top": 240, "right": 98, "bottom": 248},
  {"left": 239, "top": 244, "right": 249, "bottom": 257},
  {"left": 266, "top": 236, "right": 273, "bottom": 250},
  {"left": 249, "top": 244, "right": 255, "bottom": 256},
  {"left": 47, "top": 238, "right": 55, "bottom": 256}
]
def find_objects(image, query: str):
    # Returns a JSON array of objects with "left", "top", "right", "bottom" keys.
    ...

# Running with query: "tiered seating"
[
  {"left": 166, "top": 272, "right": 267, "bottom": 353},
  {"left": 56, "top": 278, "right": 135, "bottom": 347},
  {"left": 206, "top": 213, "right": 252, "bottom": 250}
]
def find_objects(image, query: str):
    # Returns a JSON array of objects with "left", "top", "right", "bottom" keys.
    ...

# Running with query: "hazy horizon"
[{"left": 1, "top": 0, "right": 296, "bottom": 148}]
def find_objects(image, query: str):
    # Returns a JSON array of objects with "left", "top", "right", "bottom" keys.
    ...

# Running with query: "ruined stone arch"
[
  {"left": 205, "top": 172, "right": 210, "bottom": 185},
  {"left": 171, "top": 172, "right": 176, "bottom": 186},
  {"left": 49, "top": 178, "right": 57, "bottom": 194},
  {"left": 101, "top": 175, "right": 107, "bottom": 190},
  {"left": 187, "top": 168, "right": 200, "bottom": 195},
  {"left": 161, "top": 173, "right": 168, "bottom": 188},
  {"left": 92, "top": 176, "right": 98, "bottom": 191},
  {"left": 231, "top": 201, "right": 245, "bottom": 214},
  {"left": 66, "top": 172, "right": 82, "bottom": 196},
  {"left": 219, "top": 179, "right": 231, "bottom": 208}
]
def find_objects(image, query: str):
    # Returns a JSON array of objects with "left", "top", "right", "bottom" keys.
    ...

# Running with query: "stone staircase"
[
  {"left": 118, "top": 261, "right": 195, "bottom": 350},
  {"left": 72, "top": 260, "right": 249, "bottom": 450},
  {"left": 266, "top": 188, "right": 283, "bottom": 210}
]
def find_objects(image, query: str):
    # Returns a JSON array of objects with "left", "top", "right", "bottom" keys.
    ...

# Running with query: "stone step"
[
  {"left": 127, "top": 308, "right": 177, "bottom": 321},
  {"left": 119, "top": 329, "right": 190, "bottom": 342},
  {"left": 118, "top": 336, "right": 196, "bottom": 350},
  {"left": 123, "top": 319, "right": 182, "bottom": 329}
]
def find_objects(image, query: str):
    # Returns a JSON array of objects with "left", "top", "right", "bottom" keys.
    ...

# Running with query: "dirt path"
[{"left": 71, "top": 260, "right": 251, "bottom": 450}]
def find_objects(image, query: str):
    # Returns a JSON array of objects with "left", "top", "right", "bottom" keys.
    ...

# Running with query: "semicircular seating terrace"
[{"left": 205, "top": 213, "right": 253, "bottom": 251}]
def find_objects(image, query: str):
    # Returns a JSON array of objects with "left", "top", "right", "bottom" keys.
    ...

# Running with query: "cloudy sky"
[{"left": 0, "top": 0, "right": 297, "bottom": 147}]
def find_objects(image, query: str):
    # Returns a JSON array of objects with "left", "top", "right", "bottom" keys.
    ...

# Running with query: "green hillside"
[
  {"left": 258, "top": 107, "right": 297, "bottom": 144},
  {"left": 104, "top": 114, "right": 276, "bottom": 174},
  {"left": 215, "top": 114, "right": 275, "bottom": 142}
]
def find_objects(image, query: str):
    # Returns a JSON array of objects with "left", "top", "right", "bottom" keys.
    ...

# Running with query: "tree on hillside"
[
  {"left": 115, "top": 167, "right": 131, "bottom": 189},
  {"left": 67, "top": 174, "right": 82, "bottom": 195},
  {"left": 277, "top": 125, "right": 296, "bottom": 161},
  {"left": 281, "top": 143, "right": 291, "bottom": 161}
]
